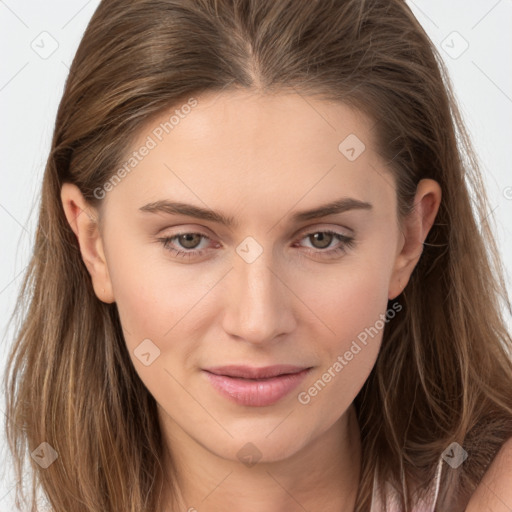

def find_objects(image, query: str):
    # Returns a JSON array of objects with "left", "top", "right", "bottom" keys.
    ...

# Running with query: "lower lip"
[{"left": 203, "top": 368, "right": 311, "bottom": 407}]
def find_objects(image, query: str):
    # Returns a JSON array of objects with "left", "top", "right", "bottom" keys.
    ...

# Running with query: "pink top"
[{"left": 370, "top": 457, "right": 443, "bottom": 511}]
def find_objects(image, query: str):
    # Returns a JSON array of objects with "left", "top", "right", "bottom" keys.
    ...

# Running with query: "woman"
[{"left": 4, "top": 0, "right": 512, "bottom": 510}]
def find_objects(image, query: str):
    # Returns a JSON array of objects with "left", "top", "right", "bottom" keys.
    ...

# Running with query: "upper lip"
[{"left": 203, "top": 365, "right": 311, "bottom": 379}]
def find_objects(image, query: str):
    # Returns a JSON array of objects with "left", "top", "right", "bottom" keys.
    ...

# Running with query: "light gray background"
[{"left": 1, "top": 0, "right": 511, "bottom": 509}]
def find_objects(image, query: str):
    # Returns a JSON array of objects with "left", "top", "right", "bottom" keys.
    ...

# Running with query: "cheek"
[
  {"left": 104, "top": 237, "right": 212, "bottom": 348},
  {"left": 294, "top": 250, "right": 395, "bottom": 408},
  {"left": 304, "top": 253, "right": 393, "bottom": 346}
]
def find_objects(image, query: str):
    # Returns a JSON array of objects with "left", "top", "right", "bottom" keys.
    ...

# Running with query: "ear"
[
  {"left": 60, "top": 182, "right": 115, "bottom": 304},
  {"left": 388, "top": 178, "right": 442, "bottom": 300}
]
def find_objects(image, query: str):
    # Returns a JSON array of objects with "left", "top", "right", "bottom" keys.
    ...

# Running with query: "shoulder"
[{"left": 465, "top": 436, "right": 512, "bottom": 511}]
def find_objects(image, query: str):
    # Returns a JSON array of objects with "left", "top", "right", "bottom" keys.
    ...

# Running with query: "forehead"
[
  {"left": 105, "top": 90, "right": 394, "bottom": 218},
  {"left": 142, "top": 89, "right": 377, "bottom": 159}
]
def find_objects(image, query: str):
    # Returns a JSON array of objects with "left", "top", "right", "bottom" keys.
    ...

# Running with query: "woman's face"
[{"left": 64, "top": 90, "right": 437, "bottom": 465}]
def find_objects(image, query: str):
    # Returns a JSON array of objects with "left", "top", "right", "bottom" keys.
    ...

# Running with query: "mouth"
[{"left": 202, "top": 365, "right": 312, "bottom": 407}]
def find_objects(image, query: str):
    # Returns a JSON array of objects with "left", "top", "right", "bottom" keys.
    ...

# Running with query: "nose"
[{"left": 221, "top": 248, "right": 297, "bottom": 346}]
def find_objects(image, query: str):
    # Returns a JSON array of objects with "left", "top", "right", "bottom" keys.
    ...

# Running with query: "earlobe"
[
  {"left": 388, "top": 179, "right": 442, "bottom": 300},
  {"left": 60, "top": 182, "right": 115, "bottom": 304}
]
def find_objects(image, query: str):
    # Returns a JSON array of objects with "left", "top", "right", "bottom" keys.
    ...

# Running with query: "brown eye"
[
  {"left": 308, "top": 232, "right": 334, "bottom": 249},
  {"left": 296, "top": 229, "right": 355, "bottom": 259},
  {"left": 177, "top": 233, "right": 202, "bottom": 249},
  {"left": 158, "top": 232, "right": 212, "bottom": 258}
]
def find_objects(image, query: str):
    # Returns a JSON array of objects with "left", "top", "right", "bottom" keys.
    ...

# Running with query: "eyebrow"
[{"left": 138, "top": 197, "right": 373, "bottom": 228}]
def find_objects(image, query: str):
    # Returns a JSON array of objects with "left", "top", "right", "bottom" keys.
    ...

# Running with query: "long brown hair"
[{"left": 4, "top": 0, "right": 512, "bottom": 510}]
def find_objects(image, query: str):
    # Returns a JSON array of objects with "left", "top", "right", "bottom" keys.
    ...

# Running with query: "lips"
[
  {"left": 202, "top": 365, "right": 312, "bottom": 407},
  {"left": 205, "top": 365, "right": 309, "bottom": 379}
]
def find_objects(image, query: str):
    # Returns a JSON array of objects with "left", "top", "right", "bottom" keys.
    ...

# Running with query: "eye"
[
  {"left": 295, "top": 229, "right": 355, "bottom": 258},
  {"left": 157, "top": 232, "right": 214, "bottom": 259}
]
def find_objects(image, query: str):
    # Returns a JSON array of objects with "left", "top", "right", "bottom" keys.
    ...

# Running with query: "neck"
[{"left": 159, "top": 405, "right": 361, "bottom": 512}]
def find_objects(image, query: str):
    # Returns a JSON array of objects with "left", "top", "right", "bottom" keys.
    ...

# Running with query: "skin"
[
  {"left": 466, "top": 437, "right": 512, "bottom": 511},
  {"left": 61, "top": 90, "right": 442, "bottom": 511}
]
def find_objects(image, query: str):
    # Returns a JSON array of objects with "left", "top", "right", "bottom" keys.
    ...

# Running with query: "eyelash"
[{"left": 157, "top": 229, "right": 355, "bottom": 260}]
